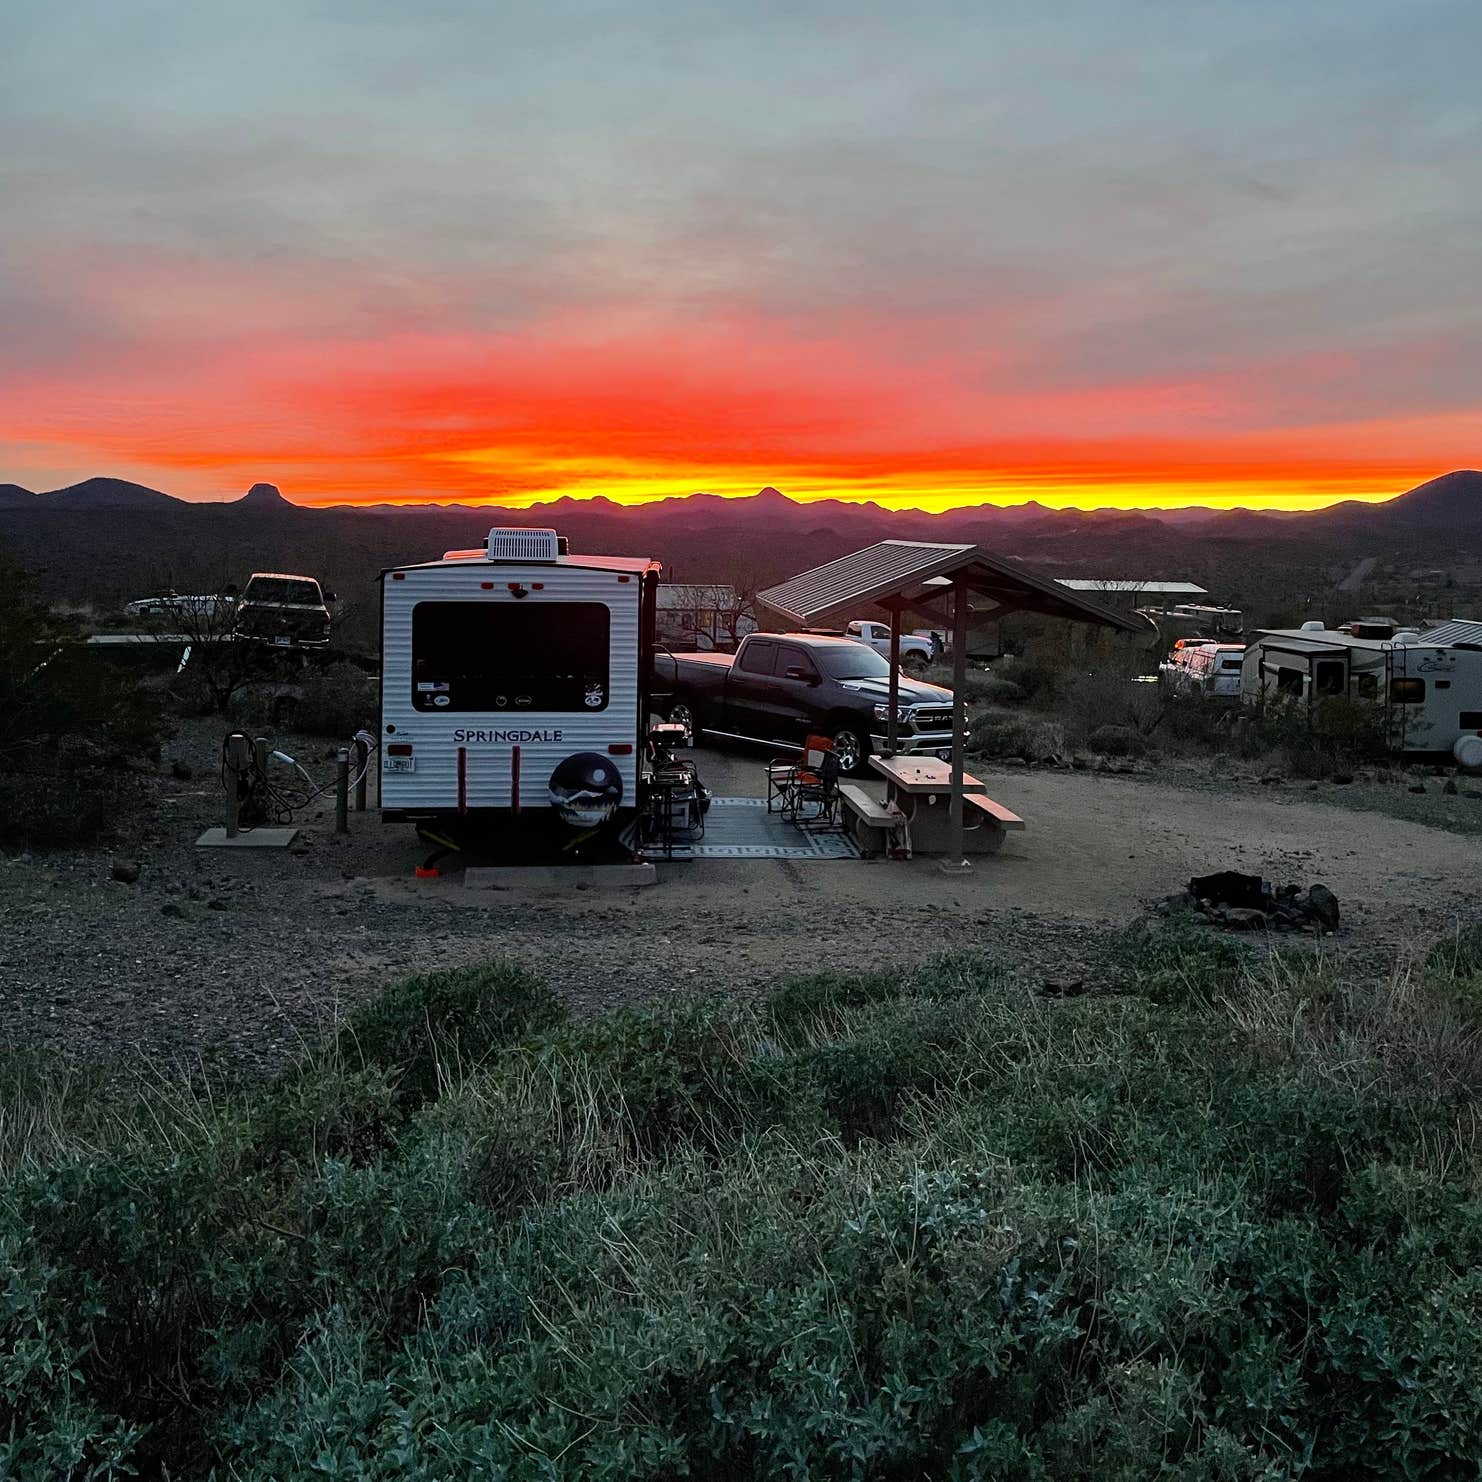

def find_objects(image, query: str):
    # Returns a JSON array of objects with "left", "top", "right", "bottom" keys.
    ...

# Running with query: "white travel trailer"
[
  {"left": 1241, "top": 619, "right": 1482, "bottom": 764},
  {"left": 379, "top": 529, "right": 662, "bottom": 838}
]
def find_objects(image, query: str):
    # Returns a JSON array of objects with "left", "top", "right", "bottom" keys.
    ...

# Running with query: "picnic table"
[
  {"left": 868, "top": 755, "right": 987, "bottom": 796},
  {"left": 844, "top": 754, "right": 1024, "bottom": 857}
]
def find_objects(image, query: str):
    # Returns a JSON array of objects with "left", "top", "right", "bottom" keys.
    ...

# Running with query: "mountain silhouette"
[
  {"left": 39, "top": 477, "right": 179, "bottom": 510},
  {"left": 1379, "top": 469, "right": 1482, "bottom": 529},
  {"left": 2, "top": 470, "right": 1480, "bottom": 613},
  {"left": 235, "top": 481, "right": 295, "bottom": 509}
]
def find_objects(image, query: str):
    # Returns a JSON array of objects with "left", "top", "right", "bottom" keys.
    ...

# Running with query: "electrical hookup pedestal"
[{"left": 196, "top": 733, "right": 299, "bottom": 849}]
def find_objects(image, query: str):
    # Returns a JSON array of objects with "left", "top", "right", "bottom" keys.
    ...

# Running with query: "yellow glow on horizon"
[{"left": 425, "top": 447, "right": 1416, "bottom": 514}]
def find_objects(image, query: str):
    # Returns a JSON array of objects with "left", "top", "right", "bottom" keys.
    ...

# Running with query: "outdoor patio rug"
[{"left": 655, "top": 796, "right": 860, "bottom": 860}]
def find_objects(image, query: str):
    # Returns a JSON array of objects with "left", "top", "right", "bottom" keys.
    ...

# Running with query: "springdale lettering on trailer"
[{"left": 452, "top": 728, "right": 565, "bottom": 744}]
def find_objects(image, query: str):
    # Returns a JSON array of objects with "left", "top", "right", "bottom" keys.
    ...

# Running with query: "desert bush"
[
  {"left": 1425, "top": 921, "right": 1482, "bottom": 984},
  {"left": 1157, "top": 690, "right": 1239, "bottom": 750},
  {"left": 284, "top": 662, "right": 377, "bottom": 738},
  {"left": 977, "top": 675, "right": 1027, "bottom": 705},
  {"left": 329, "top": 962, "right": 566, "bottom": 1109},
  {"left": 1232, "top": 695, "right": 1390, "bottom": 778},
  {"left": 1055, "top": 666, "right": 1161, "bottom": 744},
  {"left": 515, "top": 998, "right": 809, "bottom": 1159},
  {"left": 0, "top": 769, "right": 147, "bottom": 849},
  {"left": 932, "top": 667, "right": 1017, "bottom": 704},
  {"left": 1086, "top": 722, "right": 1147, "bottom": 757},
  {"left": 0, "top": 554, "right": 163, "bottom": 848},
  {"left": 967, "top": 711, "right": 1066, "bottom": 762},
  {"left": 1099, "top": 916, "right": 1252, "bottom": 1006},
  {"left": 7, "top": 946, "right": 1482, "bottom": 1477},
  {"left": 991, "top": 652, "right": 1066, "bottom": 704}
]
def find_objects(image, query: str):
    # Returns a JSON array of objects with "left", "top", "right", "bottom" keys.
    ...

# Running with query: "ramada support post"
[
  {"left": 886, "top": 599, "right": 903, "bottom": 755},
  {"left": 941, "top": 581, "right": 972, "bottom": 875}
]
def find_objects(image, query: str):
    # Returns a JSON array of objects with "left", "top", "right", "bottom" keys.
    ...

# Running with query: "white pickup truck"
[{"left": 844, "top": 620, "right": 935, "bottom": 671}]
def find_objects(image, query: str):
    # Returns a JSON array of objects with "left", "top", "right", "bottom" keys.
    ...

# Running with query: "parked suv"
[{"left": 234, "top": 572, "right": 334, "bottom": 649}]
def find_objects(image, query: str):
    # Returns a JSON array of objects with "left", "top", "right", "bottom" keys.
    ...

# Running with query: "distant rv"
[{"left": 1241, "top": 619, "right": 1482, "bottom": 765}]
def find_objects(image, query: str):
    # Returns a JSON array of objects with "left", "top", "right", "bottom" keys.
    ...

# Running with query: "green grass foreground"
[{"left": 5, "top": 923, "right": 1482, "bottom": 1479}]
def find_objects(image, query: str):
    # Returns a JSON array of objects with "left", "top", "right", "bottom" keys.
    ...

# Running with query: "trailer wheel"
[
  {"left": 830, "top": 725, "right": 869, "bottom": 776},
  {"left": 667, "top": 699, "right": 702, "bottom": 743}
]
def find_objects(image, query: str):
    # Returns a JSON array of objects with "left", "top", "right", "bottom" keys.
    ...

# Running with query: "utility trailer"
[{"left": 379, "top": 528, "right": 662, "bottom": 853}]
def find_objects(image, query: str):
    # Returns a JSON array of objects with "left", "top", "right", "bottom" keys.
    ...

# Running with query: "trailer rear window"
[{"left": 411, "top": 601, "right": 610, "bottom": 712}]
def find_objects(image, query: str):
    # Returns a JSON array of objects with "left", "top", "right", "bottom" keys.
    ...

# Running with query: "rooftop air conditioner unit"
[{"left": 487, "top": 527, "right": 561, "bottom": 563}]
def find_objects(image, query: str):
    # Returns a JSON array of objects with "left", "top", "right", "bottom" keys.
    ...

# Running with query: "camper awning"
[{"left": 758, "top": 539, "right": 1145, "bottom": 632}]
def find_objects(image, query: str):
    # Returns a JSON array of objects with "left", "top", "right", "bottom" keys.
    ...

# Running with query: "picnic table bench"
[
  {"left": 838, "top": 755, "right": 1027, "bottom": 856},
  {"left": 838, "top": 782, "right": 908, "bottom": 855}
]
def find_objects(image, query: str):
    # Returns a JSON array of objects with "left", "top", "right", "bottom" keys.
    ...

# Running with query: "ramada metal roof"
[
  {"left": 758, "top": 539, "right": 1143, "bottom": 632},
  {"left": 1057, "top": 578, "right": 1208, "bottom": 596}
]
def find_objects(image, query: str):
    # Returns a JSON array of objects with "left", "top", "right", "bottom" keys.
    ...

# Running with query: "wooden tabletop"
[{"left": 869, "top": 755, "right": 987, "bottom": 794}]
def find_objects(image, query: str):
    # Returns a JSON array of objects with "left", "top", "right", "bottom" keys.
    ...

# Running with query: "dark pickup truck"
[
  {"left": 654, "top": 632, "right": 956, "bottom": 775},
  {"left": 234, "top": 572, "right": 335, "bottom": 650}
]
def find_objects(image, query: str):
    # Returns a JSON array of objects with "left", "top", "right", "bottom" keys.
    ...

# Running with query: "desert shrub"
[
  {"left": 1158, "top": 690, "right": 1239, "bottom": 750},
  {"left": 0, "top": 554, "right": 163, "bottom": 848},
  {"left": 1055, "top": 666, "right": 1162, "bottom": 745},
  {"left": 992, "top": 652, "right": 1066, "bottom": 704},
  {"left": 799, "top": 996, "right": 985, "bottom": 1144},
  {"left": 967, "top": 711, "right": 1065, "bottom": 762},
  {"left": 1100, "top": 916, "right": 1252, "bottom": 1006},
  {"left": 517, "top": 998, "right": 808, "bottom": 1159},
  {"left": 330, "top": 962, "right": 565, "bottom": 1109},
  {"left": 977, "top": 675, "right": 1027, "bottom": 705},
  {"left": 249, "top": 1060, "right": 402, "bottom": 1170},
  {"left": 1086, "top": 722, "right": 1147, "bottom": 757},
  {"left": 931, "top": 667, "right": 1015, "bottom": 704},
  {"left": 284, "top": 663, "right": 377, "bottom": 738},
  {"left": 0, "top": 768, "right": 147, "bottom": 849},
  {"left": 10, "top": 949, "right": 1482, "bottom": 1477},
  {"left": 1232, "top": 695, "right": 1390, "bottom": 778},
  {"left": 911, "top": 946, "right": 1011, "bottom": 999},
  {"left": 1425, "top": 921, "right": 1482, "bottom": 983}
]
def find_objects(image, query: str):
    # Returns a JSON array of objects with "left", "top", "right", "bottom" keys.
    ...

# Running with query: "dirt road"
[{"left": 2, "top": 734, "right": 1479, "bottom": 1070}]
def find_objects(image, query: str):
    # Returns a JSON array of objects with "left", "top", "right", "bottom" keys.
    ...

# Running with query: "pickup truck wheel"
[
  {"left": 901, "top": 651, "right": 929, "bottom": 673},
  {"left": 666, "top": 699, "right": 701, "bottom": 742},
  {"left": 830, "top": 726, "right": 868, "bottom": 776}
]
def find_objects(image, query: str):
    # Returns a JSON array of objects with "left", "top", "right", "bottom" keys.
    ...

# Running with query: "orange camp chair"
[{"left": 767, "top": 734, "right": 841, "bottom": 824}]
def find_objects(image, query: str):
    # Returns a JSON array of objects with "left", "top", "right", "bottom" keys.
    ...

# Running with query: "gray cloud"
[{"left": 3, "top": 0, "right": 1481, "bottom": 461}]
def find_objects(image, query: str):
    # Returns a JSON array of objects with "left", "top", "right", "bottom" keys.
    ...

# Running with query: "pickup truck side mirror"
[{"left": 323, "top": 591, "right": 338, "bottom": 604}]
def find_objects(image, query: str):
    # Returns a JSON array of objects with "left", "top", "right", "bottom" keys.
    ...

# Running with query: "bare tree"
[{"left": 145, "top": 592, "right": 272, "bottom": 714}]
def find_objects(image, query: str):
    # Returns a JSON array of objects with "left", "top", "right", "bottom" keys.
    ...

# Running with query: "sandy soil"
[{"left": 2, "top": 728, "right": 1479, "bottom": 1071}]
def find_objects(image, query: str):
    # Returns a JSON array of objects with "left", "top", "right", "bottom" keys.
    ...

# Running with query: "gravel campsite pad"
[{"left": 3, "top": 724, "right": 1482, "bottom": 1071}]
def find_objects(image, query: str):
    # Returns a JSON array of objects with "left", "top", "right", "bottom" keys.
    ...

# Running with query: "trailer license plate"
[
  {"left": 273, "top": 635, "right": 292, "bottom": 646},
  {"left": 384, "top": 755, "right": 415, "bottom": 773}
]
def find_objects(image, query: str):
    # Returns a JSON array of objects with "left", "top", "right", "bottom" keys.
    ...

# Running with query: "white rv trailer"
[
  {"left": 1241, "top": 619, "right": 1482, "bottom": 762},
  {"left": 379, "top": 529, "right": 662, "bottom": 834}
]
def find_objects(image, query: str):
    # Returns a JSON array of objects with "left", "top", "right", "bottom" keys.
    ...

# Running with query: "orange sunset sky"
[{"left": 3, "top": 2, "right": 1478, "bottom": 514}]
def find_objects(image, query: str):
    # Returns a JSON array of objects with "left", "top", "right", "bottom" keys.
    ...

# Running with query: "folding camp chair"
[{"left": 766, "top": 734, "right": 841, "bottom": 824}]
